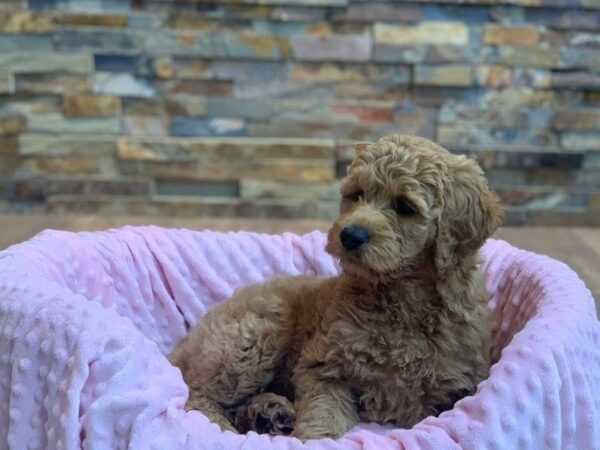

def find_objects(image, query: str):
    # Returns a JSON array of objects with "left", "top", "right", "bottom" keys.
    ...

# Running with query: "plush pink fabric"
[{"left": 0, "top": 226, "right": 598, "bottom": 450}]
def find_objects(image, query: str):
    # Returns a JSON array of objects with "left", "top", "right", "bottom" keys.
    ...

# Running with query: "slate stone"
[
  {"left": 63, "top": 94, "right": 119, "bottom": 117},
  {"left": 205, "top": 98, "right": 274, "bottom": 121},
  {"left": 16, "top": 74, "right": 91, "bottom": 94},
  {"left": 0, "top": 34, "right": 52, "bottom": 52},
  {"left": 484, "top": 25, "right": 540, "bottom": 45},
  {"left": 93, "top": 73, "right": 154, "bottom": 98},
  {"left": 562, "top": 132, "right": 600, "bottom": 151},
  {"left": 53, "top": 29, "right": 143, "bottom": 54},
  {"left": 525, "top": 8, "right": 600, "bottom": 31},
  {"left": 332, "top": 3, "right": 420, "bottom": 23},
  {"left": 552, "top": 71, "right": 600, "bottom": 88},
  {"left": 18, "top": 133, "right": 114, "bottom": 156},
  {"left": 146, "top": 31, "right": 289, "bottom": 60},
  {"left": 374, "top": 44, "right": 470, "bottom": 64},
  {"left": 498, "top": 46, "right": 560, "bottom": 68},
  {"left": 26, "top": 113, "right": 120, "bottom": 134},
  {"left": 414, "top": 65, "right": 473, "bottom": 87},
  {"left": 171, "top": 117, "right": 247, "bottom": 137},
  {"left": 123, "top": 115, "right": 169, "bottom": 136},
  {"left": 0, "top": 52, "right": 91, "bottom": 74},
  {"left": 551, "top": 109, "right": 600, "bottom": 130},
  {"left": 290, "top": 34, "right": 371, "bottom": 62},
  {"left": 0, "top": 74, "right": 12, "bottom": 94},
  {"left": 560, "top": 47, "right": 600, "bottom": 70},
  {"left": 0, "top": 11, "right": 53, "bottom": 32},
  {"left": 374, "top": 22, "right": 468, "bottom": 46}
]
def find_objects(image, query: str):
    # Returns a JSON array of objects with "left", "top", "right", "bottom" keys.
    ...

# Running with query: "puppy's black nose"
[{"left": 340, "top": 225, "right": 370, "bottom": 251}]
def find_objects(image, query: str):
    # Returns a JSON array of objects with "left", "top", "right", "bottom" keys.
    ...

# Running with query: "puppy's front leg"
[{"left": 293, "top": 371, "right": 358, "bottom": 441}]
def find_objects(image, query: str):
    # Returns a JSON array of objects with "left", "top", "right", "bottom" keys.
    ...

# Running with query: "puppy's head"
[{"left": 326, "top": 134, "right": 502, "bottom": 281}]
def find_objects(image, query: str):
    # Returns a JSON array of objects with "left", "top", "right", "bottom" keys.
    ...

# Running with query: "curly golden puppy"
[{"left": 169, "top": 134, "right": 502, "bottom": 441}]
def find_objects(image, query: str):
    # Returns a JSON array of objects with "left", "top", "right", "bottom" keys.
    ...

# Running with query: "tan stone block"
[
  {"left": 551, "top": 110, "right": 600, "bottom": 130},
  {"left": 53, "top": 13, "right": 127, "bottom": 27},
  {"left": 415, "top": 65, "right": 473, "bottom": 87},
  {"left": 117, "top": 139, "right": 173, "bottom": 162},
  {"left": 200, "top": 161, "right": 334, "bottom": 182},
  {"left": 30, "top": 156, "right": 97, "bottom": 174},
  {"left": 123, "top": 115, "right": 170, "bottom": 136},
  {"left": 240, "top": 179, "right": 338, "bottom": 201},
  {"left": 0, "top": 11, "right": 53, "bottom": 33},
  {"left": 484, "top": 25, "right": 540, "bottom": 45},
  {"left": 0, "top": 136, "right": 18, "bottom": 155},
  {"left": 154, "top": 57, "right": 173, "bottom": 79},
  {"left": 63, "top": 94, "right": 120, "bottom": 117},
  {"left": 292, "top": 63, "right": 366, "bottom": 82},
  {"left": 118, "top": 137, "right": 335, "bottom": 161},
  {"left": 16, "top": 74, "right": 91, "bottom": 95},
  {"left": 476, "top": 65, "right": 513, "bottom": 87},
  {"left": 498, "top": 46, "right": 560, "bottom": 68},
  {"left": 119, "top": 159, "right": 334, "bottom": 182},
  {"left": 589, "top": 192, "right": 600, "bottom": 209},
  {"left": 374, "top": 22, "right": 468, "bottom": 46},
  {"left": 172, "top": 59, "right": 211, "bottom": 79},
  {"left": 0, "top": 114, "right": 26, "bottom": 135}
]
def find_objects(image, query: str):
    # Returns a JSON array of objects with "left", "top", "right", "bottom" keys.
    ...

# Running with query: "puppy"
[{"left": 169, "top": 134, "right": 502, "bottom": 441}]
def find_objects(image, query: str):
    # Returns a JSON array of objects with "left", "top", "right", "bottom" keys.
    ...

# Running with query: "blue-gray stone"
[
  {"left": 206, "top": 98, "right": 274, "bottom": 121},
  {"left": 94, "top": 55, "right": 139, "bottom": 73},
  {"left": 201, "top": 61, "right": 289, "bottom": 81},
  {"left": 93, "top": 73, "right": 154, "bottom": 98},
  {"left": 146, "top": 31, "right": 286, "bottom": 60},
  {"left": 0, "top": 53, "right": 92, "bottom": 74},
  {"left": 29, "top": 0, "right": 130, "bottom": 12},
  {"left": 128, "top": 13, "right": 166, "bottom": 29},
  {"left": 560, "top": 47, "right": 600, "bottom": 70},
  {"left": 94, "top": 55, "right": 154, "bottom": 76},
  {"left": 291, "top": 34, "right": 371, "bottom": 62},
  {"left": 27, "top": 113, "right": 120, "bottom": 134},
  {"left": 171, "top": 117, "right": 247, "bottom": 137},
  {"left": 421, "top": 4, "right": 489, "bottom": 24},
  {"left": 53, "top": 29, "right": 143, "bottom": 54},
  {"left": 0, "top": 34, "right": 52, "bottom": 52}
]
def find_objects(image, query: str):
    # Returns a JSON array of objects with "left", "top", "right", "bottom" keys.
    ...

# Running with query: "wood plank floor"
[{"left": 1, "top": 214, "right": 598, "bottom": 313}]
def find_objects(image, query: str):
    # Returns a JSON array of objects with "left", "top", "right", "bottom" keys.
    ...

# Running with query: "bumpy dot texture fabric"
[{"left": 0, "top": 226, "right": 598, "bottom": 450}]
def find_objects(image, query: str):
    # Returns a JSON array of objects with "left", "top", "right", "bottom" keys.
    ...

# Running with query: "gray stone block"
[
  {"left": 53, "top": 28, "right": 143, "bottom": 54},
  {"left": 171, "top": 117, "right": 247, "bottom": 137},
  {"left": 0, "top": 34, "right": 52, "bottom": 52},
  {"left": 19, "top": 133, "right": 114, "bottom": 156},
  {"left": 27, "top": 113, "right": 120, "bottom": 134},
  {"left": 0, "top": 52, "right": 92, "bottom": 73},
  {"left": 0, "top": 74, "right": 12, "bottom": 94},
  {"left": 93, "top": 73, "right": 154, "bottom": 98},
  {"left": 291, "top": 34, "right": 371, "bottom": 62}
]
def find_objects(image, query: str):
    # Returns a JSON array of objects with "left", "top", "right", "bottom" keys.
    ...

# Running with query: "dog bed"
[{"left": 0, "top": 226, "right": 598, "bottom": 450}]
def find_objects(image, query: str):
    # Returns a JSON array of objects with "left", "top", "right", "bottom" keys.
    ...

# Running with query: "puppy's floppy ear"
[{"left": 434, "top": 157, "right": 502, "bottom": 277}]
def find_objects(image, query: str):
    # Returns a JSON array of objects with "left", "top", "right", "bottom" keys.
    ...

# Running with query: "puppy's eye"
[
  {"left": 343, "top": 190, "right": 363, "bottom": 202},
  {"left": 393, "top": 197, "right": 415, "bottom": 216}
]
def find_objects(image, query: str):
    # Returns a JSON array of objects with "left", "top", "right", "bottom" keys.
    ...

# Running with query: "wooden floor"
[{"left": 1, "top": 213, "right": 598, "bottom": 312}]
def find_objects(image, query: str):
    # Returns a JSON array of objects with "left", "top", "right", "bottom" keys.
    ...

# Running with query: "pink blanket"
[{"left": 0, "top": 226, "right": 598, "bottom": 450}]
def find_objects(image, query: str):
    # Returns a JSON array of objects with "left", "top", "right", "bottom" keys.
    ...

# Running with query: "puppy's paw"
[{"left": 235, "top": 393, "right": 296, "bottom": 436}]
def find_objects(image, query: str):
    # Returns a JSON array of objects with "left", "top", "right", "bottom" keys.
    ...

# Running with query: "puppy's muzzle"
[{"left": 340, "top": 225, "right": 370, "bottom": 251}]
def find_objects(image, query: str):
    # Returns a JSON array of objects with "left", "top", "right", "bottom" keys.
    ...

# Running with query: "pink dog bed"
[{"left": 0, "top": 226, "right": 598, "bottom": 450}]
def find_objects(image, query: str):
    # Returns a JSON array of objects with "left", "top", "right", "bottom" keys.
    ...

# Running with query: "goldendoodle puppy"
[{"left": 169, "top": 134, "right": 502, "bottom": 441}]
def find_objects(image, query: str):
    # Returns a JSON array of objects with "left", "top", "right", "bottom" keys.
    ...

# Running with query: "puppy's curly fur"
[{"left": 169, "top": 134, "right": 502, "bottom": 441}]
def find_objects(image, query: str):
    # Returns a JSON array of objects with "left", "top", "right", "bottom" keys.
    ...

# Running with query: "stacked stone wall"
[{"left": 1, "top": 0, "right": 599, "bottom": 224}]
